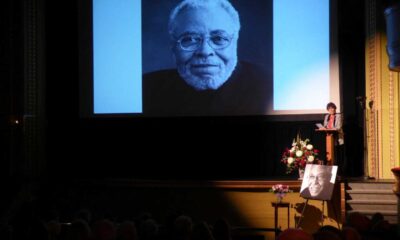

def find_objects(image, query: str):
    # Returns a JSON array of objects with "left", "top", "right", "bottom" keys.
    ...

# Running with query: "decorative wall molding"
[
  {"left": 366, "top": 0, "right": 378, "bottom": 178},
  {"left": 366, "top": 0, "right": 400, "bottom": 179},
  {"left": 389, "top": 71, "right": 395, "bottom": 169}
]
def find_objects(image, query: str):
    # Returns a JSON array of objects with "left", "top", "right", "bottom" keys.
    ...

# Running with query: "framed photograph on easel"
[{"left": 300, "top": 164, "right": 338, "bottom": 201}]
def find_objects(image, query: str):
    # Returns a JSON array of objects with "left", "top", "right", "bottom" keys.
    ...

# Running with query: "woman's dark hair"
[{"left": 326, "top": 102, "right": 337, "bottom": 110}]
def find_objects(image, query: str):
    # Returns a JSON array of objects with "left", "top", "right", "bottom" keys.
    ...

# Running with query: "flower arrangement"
[
  {"left": 280, "top": 134, "right": 320, "bottom": 174},
  {"left": 270, "top": 184, "right": 292, "bottom": 195},
  {"left": 269, "top": 184, "right": 293, "bottom": 202}
]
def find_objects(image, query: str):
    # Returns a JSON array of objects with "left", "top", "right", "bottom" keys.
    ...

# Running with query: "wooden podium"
[{"left": 316, "top": 129, "right": 338, "bottom": 165}]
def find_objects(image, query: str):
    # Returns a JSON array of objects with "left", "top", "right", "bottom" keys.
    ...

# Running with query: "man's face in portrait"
[
  {"left": 171, "top": 6, "right": 238, "bottom": 90},
  {"left": 308, "top": 166, "right": 330, "bottom": 197}
]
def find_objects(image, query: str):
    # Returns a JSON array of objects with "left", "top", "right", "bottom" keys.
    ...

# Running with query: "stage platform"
[{"left": 44, "top": 177, "right": 397, "bottom": 239}]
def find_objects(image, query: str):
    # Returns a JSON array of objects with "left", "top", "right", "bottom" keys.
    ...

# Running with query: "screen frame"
[{"left": 78, "top": 0, "right": 340, "bottom": 120}]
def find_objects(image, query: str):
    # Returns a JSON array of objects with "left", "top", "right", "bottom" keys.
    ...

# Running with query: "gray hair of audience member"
[
  {"left": 168, "top": 0, "right": 241, "bottom": 37},
  {"left": 173, "top": 215, "right": 193, "bottom": 240},
  {"left": 139, "top": 219, "right": 159, "bottom": 240}
]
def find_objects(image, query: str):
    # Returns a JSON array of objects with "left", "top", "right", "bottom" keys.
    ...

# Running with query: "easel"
[
  {"left": 296, "top": 164, "right": 340, "bottom": 230},
  {"left": 296, "top": 198, "right": 341, "bottom": 230}
]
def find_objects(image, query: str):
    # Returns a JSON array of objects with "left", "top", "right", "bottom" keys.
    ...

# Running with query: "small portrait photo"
[{"left": 300, "top": 164, "right": 338, "bottom": 200}]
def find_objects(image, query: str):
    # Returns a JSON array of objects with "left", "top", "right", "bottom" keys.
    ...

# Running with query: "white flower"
[
  {"left": 287, "top": 157, "right": 294, "bottom": 164},
  {"left": 307, "top": 155, "right": 314, "bottom": 162},
  {"left": 295, "top": 150, "right": 303, "bottom": 157},
  {"left": 290, "top": 147, "right": 295, "bottom": 152},
  {"left": 306, "top": 144, "right": 313, "bottom": 150}
]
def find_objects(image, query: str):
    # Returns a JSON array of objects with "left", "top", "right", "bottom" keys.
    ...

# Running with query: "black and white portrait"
[
  {"left": 142, "top": 0, "right": 273, "bottom": 116},
  {"left": 300, "top": 164, "right": 338, "bottom": 201}
]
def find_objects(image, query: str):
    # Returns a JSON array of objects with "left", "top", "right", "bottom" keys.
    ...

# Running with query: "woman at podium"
[
  {"left": 323, "top": 102, "right": 344, "bottom": 145},
  {"left": 322, "top": 102, "right": 345, "bottom": 175}
]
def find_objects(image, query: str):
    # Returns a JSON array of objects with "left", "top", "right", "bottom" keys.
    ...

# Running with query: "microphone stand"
[{"left": 357, "top": 96, "right": 374, "bottom": 180}]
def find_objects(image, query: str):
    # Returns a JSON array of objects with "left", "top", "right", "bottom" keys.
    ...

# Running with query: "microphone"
[
  {"left": 369, "top": 100, "right": 374, "bottom": 108},
  {"left": 356, "top": 96, "right": 366, "bottom": 102}
]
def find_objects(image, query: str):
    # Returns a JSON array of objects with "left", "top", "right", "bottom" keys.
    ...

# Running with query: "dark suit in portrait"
[{"left": 143, "top": 61, "right": 271, "bottom": 116}]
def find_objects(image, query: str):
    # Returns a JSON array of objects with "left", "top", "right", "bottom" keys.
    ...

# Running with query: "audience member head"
[
  {"left": 341, "top": 226, "right": 362, "bottom": 240},
  {"left": 192, "top": 221, "right": 214, "bottom": 240},
  {"left": 67, "top": 219, "right": 92, "bottom": 240},
  {"left": 317, "top": 225, "right": 343, "bottom": 238},
  {"left": 277, "top": 228, "right": 312, "bottom": 240},
  {"left": 213, "top": 218, "right": 232, "bottom": 240},
  {"left": 117, "top": 221, "right": 138, "bottom": 240},
  {"left": 139, "top": 218, "right": 159, "bottom": 240},
  {"left": 74, "top": 208, "right": 92, "bottom": 224},
  {"left": 173, "top": 215, "right": 193, "bottom": 240},
  {"left": 370, "top": 212, "right": 384, "bottom": 226},
  {"left": 47, "top": 220, "right": 62, "bottom": 238},
  {"left": 313, "top": 231, "right": 342, "bottom": 240},
  {"left": 346, "top": 212, "right": 371, "bottom": 233},
  {"left": 92, "top": 219, "right": 116, "bottom": 240}
]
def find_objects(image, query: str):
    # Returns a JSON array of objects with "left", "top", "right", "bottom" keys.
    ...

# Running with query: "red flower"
[{"left": 280, "top": 137, "right": 319, "bottom": 174}]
